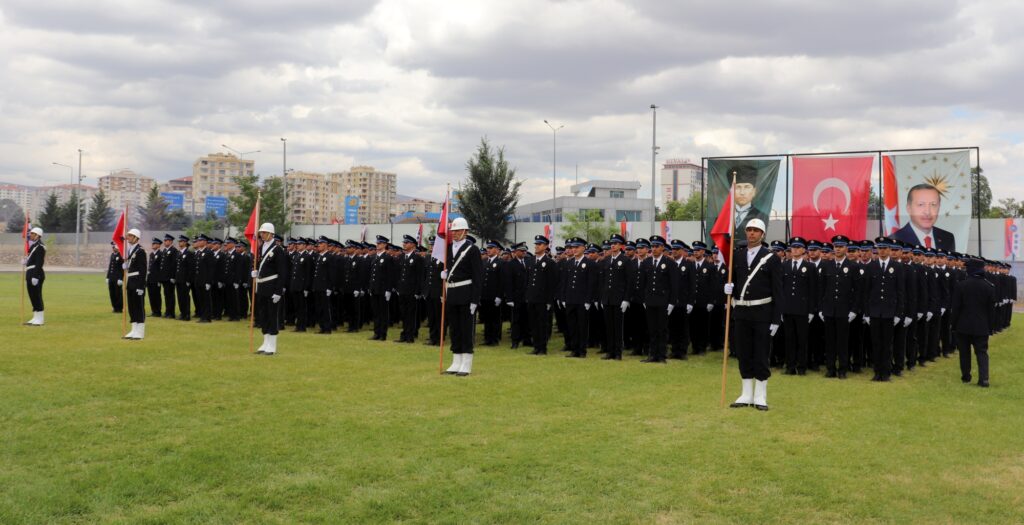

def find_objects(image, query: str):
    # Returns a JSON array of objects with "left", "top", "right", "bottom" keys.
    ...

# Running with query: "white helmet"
[
  {"left": 30, "top": 227, "right": 43, "bottom": 237},
  {"left": 258, "top": 222, "right": 275, "bottom": 234},
  {"left": 127, "top": 228, "right": 142, "bottom": 239},
  {"left": 745, "top": 218, "right": 766, "bottom": 232},
  {"left": 450, "top": 217, "right": 469, "bottom": 231}
]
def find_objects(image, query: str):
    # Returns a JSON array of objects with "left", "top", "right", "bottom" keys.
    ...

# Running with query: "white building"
[{"left": 513, "top": 180, "right": 652, "bottom": 223}]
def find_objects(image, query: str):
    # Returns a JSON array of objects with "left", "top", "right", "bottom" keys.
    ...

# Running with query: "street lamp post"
[
  {"left": 543, "top": 120, "right": 564, "bottom": 224},
  {"left": 221, "top": 143, "right": 261, "bottom": 228},
  {"left": 650, "top": 105, "right": 659, "bottom": 233},
  {"left": 281, "top": 138, "right": 287, "bottom": 227}
]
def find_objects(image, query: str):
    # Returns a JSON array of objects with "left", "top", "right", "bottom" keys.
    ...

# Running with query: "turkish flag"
[
  {"left": 792, "top": 156, "right": 873, "bottom": 241},
  {"left": 111, "top": 208, "right": 126, "bottom": 257},
  {"left": 881, "top": 155, "right": 900, "bottom": 235},
  {"left": 709, "top": 183, "right": 734, "bottom": 266},
  {"left": 243, "top": 199, "right": 260, "bottom": 255}
]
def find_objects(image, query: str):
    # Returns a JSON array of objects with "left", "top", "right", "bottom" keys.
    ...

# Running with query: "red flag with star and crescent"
[{"left": 791, "top": 156, "right": 873, "bottom": 241}]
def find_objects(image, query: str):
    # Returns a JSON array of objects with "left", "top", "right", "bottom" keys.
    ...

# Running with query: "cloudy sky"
[{"left": 1, "top": 0, "right": 1022, "bottom": 209}]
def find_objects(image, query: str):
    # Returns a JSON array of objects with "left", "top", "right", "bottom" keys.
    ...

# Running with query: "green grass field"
[{"left": 1, "top": 273, "right": 1022, "bottom": 524}]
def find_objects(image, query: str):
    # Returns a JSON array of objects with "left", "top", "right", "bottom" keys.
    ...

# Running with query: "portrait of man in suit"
[
  {"left": 892, "top": 183, "right": 956, "bottom": 250},
  {"left": 732, "top": 165, "right": 770, "bottom": 241}
]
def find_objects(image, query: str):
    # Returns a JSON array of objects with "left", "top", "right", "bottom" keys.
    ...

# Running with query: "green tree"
[
  {"left": 559, "top": 210, "right": 619, "bottom": 243},
  {"left": 989, "top": 197, "right": 1024, "bottom": 218},
  {"left": 228, "top": 174, "right": 290, "bottom": 234},
  {"left": 37, "top": 192, "right": 61, "bottom": 232},
  {"left": 3, "top": 200, "right": 26, "bottom": 233},
  {"left": 657, "top": 193, "right": 702, "bottom": 220},
  {"left": 186, "top": 211, "right": 226, "bottom": 239},
  {"left": 137, "top": 184, "right": 171, "bottom": 229},
  {"left": 167, "top": 209, "right": 192, "bottom": 230},
  {"left": 971, "top": 167, "right": 992, "bottom": 219},
  {"left": 57, "top": 192, "right": 87, "bottom": 233},
  {"left": 458, "top": 138, "right": 521, "bottom": 243},
  {"left": 87, "top": 189, "right": 115, "bottom": 231}
]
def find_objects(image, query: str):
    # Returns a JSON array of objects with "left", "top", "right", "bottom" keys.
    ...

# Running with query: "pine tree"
[
  {"left": 88, "top": 189, "right": 115, "bottom": 231},
  {"left": 37, "top": 192, "right": 61, "bottom": 232},
  {"left": 137, "top": 184, "right": 171, "bottom": 230},
  {"left": 4, "top": 205, "right": 25, "bottom": 233},
  {"left": 228, "top": 174, "right": 290, "bottom": 234},
  {"left": 559, "top": 210, "right": 618, "bottom": 243},
  {"left": 458, "top": 138, "right": 521, "bottom": 243}
]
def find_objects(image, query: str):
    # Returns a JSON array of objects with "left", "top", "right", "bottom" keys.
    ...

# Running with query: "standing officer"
[
  {"left": 640, "top": 235, "right": 678, "bottom": 363},
  {"left": 723, "top": 219, "right": 781, "bottom": 411},
  {"left": 689, "top": 241, "right": 716, "bottom": 355},
  {"left": 174, "top": 235, "right": 193, "bottom": 321},
  {"left": 122, "top": 229, "right": 148, "bottom": 340},
  {"left": 311, "top": 237, "right": 335, "bottom": 334},
  {"left": 559, "top": 237, "right": 596, "bottom": 358},
  {"left": 442, "top": 218, "right": 483, "bottom": 376},
  {"left": 160, "top": 234, "right": 178, "bottom": 319},
  {"left": 251, "top": 223, "right": 288, "bottom": 355},
  {"left": 599, "top": 234, "right": 634, "bottom": 360},
  {"left": 193, "top": 234, "right": 216, "bottom": 323},
  {"left": 951, "top": 257, "right": 996, "bottom": 387},
  {"left": 480, "top": 240, "right": 505, "bottom": 346},
  {"left": 367, "top": 235, "right": 395, "bottom": 341},
  {"left": 781, "top": 237, "right": 815, "bottom": 375},
  {"left": 818, "top": 235, "right": 859, "bottom": 379},
  {"left": 861, "top": 237, "right": 905, "bottom": 382},
  {"left": 396, "top": 234, "right": 424, "bottom": 343},
  {"left": 24, "top": 227, "right": 47, "bottom": 325},
  {"left": 525, "top": 235, "right": 558, "bottom": 355},
  {"left": 502, "top": 242, "right": 531, "bottom": 349},
  {"left": 221, "top": 238, "right": 241, "bottom": 321},
  {"left": 422, "top": 236, "right": 445, "bottom": 345},
  {"left": 106, "top": 241, "right": 124, "bottom": 313},
  {"left": 289, "top": 238, "right": 312, "bottom": 332},
  {"left": 147, "top": 237, "right": 164, "bottom": 317}
]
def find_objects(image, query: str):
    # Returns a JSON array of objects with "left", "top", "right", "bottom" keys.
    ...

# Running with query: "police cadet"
[
  {"left": 289, "top": 238, "right": 312, "bottom": 332},
  {"left": 235, "top": 239, "right": 253, "bottom": 319},
  {"left": 598, "top": 234, "right": 633, "bottom": 360},
  {"left": 709, "top": 246, "right": 729, "bottom": 352},
  {"left": 804, "top": 240, "right": 825, "bottom": 370},
  {"left": 817, "top": 235, "right": 858, "bottom": 379},
  {"left": 525, "top": 235, "right": 559, "bottom": 355},
  {"left": 106, "top": 241, "right": 124, "bottom": 313},
  {"left": 768, "top": 240, "right": 788, "bottom": 368},
  {"left": 311, "top": 236, "right": 335, "bottom": 334},
  {"left": 147, "top": 237, "right": 164, "bottom": 317},
  {"left": 558, "top": 237, "right": 596, "bottom": 358},
  {"left": 251, "top": 223, "right": 287, "bottom": 355},
  {"left": 396, "top": 234, "right": 424, "bottom": 343},
  {"left": 627, "top": 238, "right": 651, "bottom": 356},
  {"left": 222, "top": 238, "right": 241, "bottom": 321},
  {"left": 952, "top": 256, "right": 997, "bottom": 387},
  {"left": 502, "top": 242, "right": 531, "bottom": 349},
  {"left": 193, "top": 234, "right": 216, "bottom": 323},
  {"left": 209, "top": 238, "right": 225, "bottom": 319},
  {"left": 640, "top": 235, "right": 678, "bottom": 364},
  {"left": 669, "top": 239, "right": 694, "bottom": 360},
  {"left": 923, "top": 248, "right": 944, "bottom": 363},
  {"left": 174, "top": 235, "right": 193, "bottom": 321},
  {"left": 442, "top": 218, "right": 483, "bottom": 376},
  {"left": 343, "top": 240, "right": 366, "bottom": 333},
  {"left": 860, "top": 237, "right": 904, "bottom": 382},
  {"left": 366, "top": 236, "right": 394, "bottom": 340},
  {"left": 781, "top": 236, "right": 815, "bottom": 376},
  {"left": 160, "top": 234, "right": 178, "bottom": 318},
  {"left": 479, "top": 240, "right": 505, "bottom": 346},
  {"left": 689, "top": 240, "right": 715, "bottom": 355},
  {"left": 122, "top": 229, "right": 148, "bottom": 340},
  {"left": 23, "top": 227, "right": 47, "bottom": 326},
  {"left": 724, "top": 219, "right": 781, "bottom": 411},
  {"left": 422, "top": 236, "right": 445, "bottom": 345},
  {"left": 891, "top": 241, "right": 915, "bottom": 374}
]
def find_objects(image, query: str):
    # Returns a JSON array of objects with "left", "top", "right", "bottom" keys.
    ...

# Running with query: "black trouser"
[
  {"left": 162, "top": 281, "right": 176, "bottom": 317},
  {"left": 481, "top": 300, "right": 501, "bottom": 344},
  {"left": 589, "top": 305, "right": 603, "bottom": 349},
  {"left": 915, "top": 317, "right": 928, "bottom": 364},
  {"left": 603, "top": 303, "right": 624, "bottom": 358},
  {"left": 213, "top": 285, "right": 225, "bottom": 319},
  {"left": 807, "top": 317, "right": 825, "bottom": 369},
  {"left": 564, "top": 303, "right": 589, "bottom": 356},
  {"left": 27, "top": 278, "right": 44, "bottom": 311},
  {"left": 399, "top": 293, "right": 418, "bottom": 341},
  {"left": 238, "top": 286, "right": 250, "bottom": 319},
  {"left": 689, "top": 306, "right": 709, "bottom": 354},
  {"left": 348, "top": 292, "right": 363, "bottom": 331},
  {"left": 176, "top": 282, "right": 191, "bottom": 319},
  {"left": 257, "top": 294, "right": 280, "bottom": 335},
  {"left": 108, "top": 281, "right": 123, "bottom": 312},
  {"left": 957, "top": 333, "right": 988, "bottom": 382},
  {"left": 709, "top": 304, "right": 726, "bottom": 350},
  {"left": 224, "top": 284, "right": 240, "bottom": 320},
  {"left": 870, "top": 318, "right": 894, "bottom": 379},
  {"left": 626, "top": 303, "right": 647, "bottom": 354},
  {"left": 644, "top": 303, "right": 668, "bottom": 361},
  {"left": 939, "top": 312, "right": 953, "bottom": 356},
  {"left": 315, "top": 291, "right": 332, "bottom": 333},
  {"left": 509, "top": 302, "right": 530, "bottom": 345},
  {"left": 528, "top": 302, "right": 551, "bottom": 353},
  {"left": 127, "top": 288, "right": 145, "bottom": 324},
  {"left": 849, "top": 316, "right": 864, "bottom": 370},
  {"left": 195, "top": 284, "right": 212, "bottom": 321},
  {"left": 425, "top": 295, "right": 442, "bottom": 343},
  {"left": 824, "top": 316, "right": 850, "bottom": 374},
  {"left": 371, "top": 292, "right": 389, "bottom": 338},
  {"left": 147, "top": 282, "right": 162, "bottom": 316},
  {"left": 445, "top": 302, "right": 475, "bottom": 354},
  {"left": 893, "top": 321, "right": 908, "bottom": 372},
  {"left": 291, "top": 291, "right": 308, "bottom": 330},
  {"left": 926, "top": 316, "right": 941, "bottom": 360},
  {"left": 669, "top": 308, "right": 690, "bottom": 358},
  {"left": 732, "top": 310, "right": 771, "bottom": 380},
  {"left": 783, "top": 314, "right": 809, "bottom": 372}
]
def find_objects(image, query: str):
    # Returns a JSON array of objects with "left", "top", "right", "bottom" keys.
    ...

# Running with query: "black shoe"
[
  {"left": 601, "top": 354, "right": 621, "bottom": 360},
  {"left": 871, "top": 375, "right": 881, "bottom": 382},
  {"left": 784, "top": 369, "right": 796, "bottom": 376},
  {"left": 197, "top": 319, "right": 211, "bottom": 323},
  {"left": 852, "top": 366, "right": 862, "bottom": 373},
  {"left": 669, "top": 354, "right": 688, "bottom": 360},
  {"left": 566, "top": 353, "right": 585, "bottom": 358},
  {"left": 838, "top": 371, "right": 847, "bottom": 379},
  {"left": 825, "top": 371, "right": 837, "bottom": 378},
  {"left": 163, "top": 314, "right": 175, "bottom": 319},
  {"left": 729, "top": 402, "right": 750, "bottom": 408},
  {"left": 961, "top": 376, "right": 971, "bottom": 384},
  {"left": 530, "top": 349, "right": 547, "bottom": 355},
  {"left": 797, "top": 369, "right": 806, "bottom": 376},
  {"left": 893, "top": 370, "right": 903, "bottom": 377},
  {"left": 318, "top": 330, "right": 332, "bottom": 335},
  {"left": 754, "top": 404, "right": 769, "bottom": 411},
  {"left": 978, "top": 380, "right": 989, "bottom": 388},
  {"left": 629, "top": 350, "right": 644, "bottom": 356},
  {"left": 641, "top": 357, "right": 666, "bottom": 363},
  {"left": 456, "top": 371, "right": 470, "bottom": 377},
  {"left": 511, "top": 342, "right": 519, "bottom": 349}
]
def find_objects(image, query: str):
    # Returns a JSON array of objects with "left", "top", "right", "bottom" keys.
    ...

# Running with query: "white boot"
[
  {"left": 257, "top": 334, "right": 269, "bottom": 354},
  {"left": 124, "top": 323, "right": 137, "bottom": 339},
  {"left": 445, "top": 353, "right": 463, "bottom": 374},
  {"left": 264, "top": 335, "right": 277, "bottom": 355},
  {"left": 135, "top": 323, "right": 145, "bottom": 340},
  {"left": 26, "top": 312, "right": 41, "bottom": 325},
  {"left": 457, "top": 353, "right": 474, "bottom": 376},
  {"left": 753, "top": 380, "right": 769, "bottom": 411},
  {"left": 731, "top": 378, "right": 755, "bottom": 407},
  {"left": 35, "top": 311, "right": 44, "bottom": 325}
]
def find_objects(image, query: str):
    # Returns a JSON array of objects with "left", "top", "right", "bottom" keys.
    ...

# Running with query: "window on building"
[
  {"left": 615, "top": 210, "right": 641, "bottom": 222},
  {"left": 609, "top": 190, "right": 624, "bottom": 199},
  {"left": 218, "top": 170, "right": 225, "bottom": 175}
]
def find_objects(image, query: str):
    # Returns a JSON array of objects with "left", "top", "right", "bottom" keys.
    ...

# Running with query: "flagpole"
[
  {"left": 121, "top": 205, "right": 128, "bottom": 336},
  {"left": 438, "top": 183, "right": 450, "bottom": 374},
  {"left": 20, "top": 210, "right": 27, "bottom": 325},
  {"left": 249, "top": 192, "right": 261, "bottom": 354},
  {"left": 720, "top": 173, "right": 737, "bottom": 408}
]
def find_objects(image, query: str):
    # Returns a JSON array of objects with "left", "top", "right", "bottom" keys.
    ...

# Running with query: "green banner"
[{"left": 706, "top": 159, "right": 781, "bottom": 245}]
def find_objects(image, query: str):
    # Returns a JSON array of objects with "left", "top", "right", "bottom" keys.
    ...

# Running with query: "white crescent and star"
[{"left": 813, "top": 177, "right": 852, "bottom": 231}]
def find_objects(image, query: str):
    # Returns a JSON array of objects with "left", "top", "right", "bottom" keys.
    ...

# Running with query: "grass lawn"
[{"left": 1, "top": 273, "right": 1022, "bottom": 524}]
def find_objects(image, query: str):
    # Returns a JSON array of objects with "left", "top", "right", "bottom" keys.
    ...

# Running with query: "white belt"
[
  {"left": 447, "top": 279, "right": 472, "bottom": 289},
  {"left": 127, "top": 272, "right": 140, "bottom": 277},
  {"left": 26, "top": 265, "right": 36, "bottom": 270},
  {"left": 734, "top": 297, "right": 772, "bottom": 307},
  {"left": 257, "top": 274, "right": 277, "bottom": 284}
]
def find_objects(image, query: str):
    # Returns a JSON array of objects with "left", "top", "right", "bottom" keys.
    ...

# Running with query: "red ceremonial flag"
[
  {"left": 430, "top": 194, "right": 449, "bottom": 262},
  {"left": 22, "top": 211, "right": 30, "bottom": 255},
  {"left": 111, "top": 209, "right": 126, "bottom": 257},
  {"left": 882, "top": 155, "right": 900, "bottom": 235},
  {"left": 791, "top": 156, "right": 873, "bottom": 241},
  {"left": 243, "top": 199, "right": 260, "bottom": 255},
  {"left": 710, "top": 182, "right": 734, "bottom": 265},
  {"left": 619, "top": 220, "right": 631, "bottom": 240},
  {"left": 417, "top": 223, "right": 424, "bottom": 245}
]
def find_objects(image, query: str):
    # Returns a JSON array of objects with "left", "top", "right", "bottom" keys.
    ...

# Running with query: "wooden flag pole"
[
  {"left": 438, "top": 183, "right": 450, "bottom": 374},
  {"left": 121, "top": 206, "right": 128, "bottom": 336},
  {"left": 20, "top": 215, "right": 26, "bottom": 325},
  {"left": 248, "top": 192, "right": 261, "bottom": 354},
  {"left": 720, "top": 173, "right": 737, "bottom": 408}
]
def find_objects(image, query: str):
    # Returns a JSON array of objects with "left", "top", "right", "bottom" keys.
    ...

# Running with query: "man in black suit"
[
  {"left": 396, "top": 235, "right": 424, "bottom": 343},
  {"left": 891, "top": 184, "right": 956, "bottom": 251},
  {"left": 106, "top": 241, "right": 124, "bottom": 313},
  {"left": 558, "top": 237, "right": 597, "bottom": 358},
  {"left": 598, "top": 234, "right": 634, "bottom": 360},
  {"left": 122, "top": 229, "right": 148, "bottom": 340},
  {"left": 781, "top": 236, "right": 816, "bottom": 376},
  {"left": 443, "top": 218, "right": 483, "bottom": 376},
  {"left": 367, "top": 235, "right": 395, "bottom": 341},
  {"left": 641, "top": 235, "right": 679, "bottom": 363},
  {"left": 147, "top": 237, "right": 164, "bottom": 317},
  {"left": 951, "top": 257, "right": 997, "bottom": 387},
  {"left": 861, "top": 237, "right": 905, "bottom": 382},
  {"left": 525, "top": 235, "right": 559, "bottom": 355}
]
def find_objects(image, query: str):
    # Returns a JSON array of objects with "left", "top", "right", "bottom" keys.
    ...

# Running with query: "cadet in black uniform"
[
  {"left": 367, "top": 236, "right": 395, "bottom": 340},
  {"left": 861, "top": 237, "right": 905, "bottom": 382},
  {"left": 640, "top": 235, "right": 678, "bottom": 363},
  {"left": 24, "top": 227, "right": 47, "bottom": 325},
  {"left": 668, "top": 239, "right": 694, "bottom": 360},
  {"left": 818, "top": 235, "right": 859, "bottom": 379},
  {"left": 443, "top": 218, "right": 483, "bottom": 376},
  {"left": 558, "top": 238, "right": 596, "bottom": 358},
  {"left": 289, "top": 238, "right": 312, "bottom": 332},
  {"left": 599, "top": 234, "right": 634, "bottom": 360},
  {"left": 502, "top": 242, "right": 531, "bottom": 349},
  {"left": 252, "top": 223, "right": 288, "bottom": 355},
  {"left": 193, "top": 234, "right": 216, "bottom": 323},
  {"left": 311, "top": 237, "right": 335, "bottom": 334},
  {"left": 781, "top": 237, "right": 816, "bottom": 375},
  {"left": 422, "top": 236, "right": 445, "bottom": 345},
  {"left": 525, "top": 235, "right": 558, "bottom": 355},
  {"left": 147, "top": 237, "right": 164, "bottom": 317},
  {"left": 106, "top": 241, "right": 124, "bottom": 313},
  {"left": 122, "top": 229, "right": 148, "bottom": 340},
  {"left": 396, "top": 235, "right": 424, "bottom": 343},
  {"left": 160, "top": 234, "right": 178, "bottom": 318},
  {"left": 480, "top": 240, "right": 505, "bottom": 346},
  {"left": 689, "top": 241, "right": 716, "bottom": 355},
  {"left": 952, "top": 257, "right": 996, "bottom": 387},
  {"left": 174, "top": 235, "right": 193, "bottom": 321}
]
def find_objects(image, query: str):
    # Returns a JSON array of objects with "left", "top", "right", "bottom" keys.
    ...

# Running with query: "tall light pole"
[
  {"left": 53, "top": 158, "right": 84, "bottom": 265},
  {"left": 544, "top": 120, "right": 564, "bottom": 224},
  {"left": 650, "top": 105, "right": 659, "bottom": 233},
  {"left": 281, "top": 138, "right": 288, "bottom": 227}
]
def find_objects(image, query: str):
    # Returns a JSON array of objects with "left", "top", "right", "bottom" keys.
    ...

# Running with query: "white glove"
[
  {"left": 31, "top": 278, "right": 39, "bottom": 286},
  {"left": 494, "top": 297, "right": 502, "bottom": 307},
  {"left": 808, "top": 314, "right": 814, "bottom": 323},
  {"left": 769, "top": 323, "right": 779, "bottom": 336},
  {"left": 217, "top": 282, "right": 224, "bottom": 289},
  {"left": 916, "top": 313, "right": 923, "bottom": 320},
  {"left": 559, "top": 301, "right": 566, "bottom": 308},
  {"left": 122, "top": 262, "right": 129, "bottom": 270},
  {"left": 547, "top": 304, "right": 552, "bottom": 311},
  {"left": 21, "top": 257, "right": 27, "bottom": 265},
  {"left": 940, "top": 308, "right": 946, "bottom": 315},
  {"left": 354, "top": 291, "right": 359, "bottom": 298},
  {"left": 470, "top": 303, "right": 477, "bottom": 315},
  {"left": 666, "top": 304, "right": 675, "bottom": 315},
  {"left": 304, "top": 291, "right": 309, "bottom": 297},
  {"left": 706, "top": 303, "right": 713, "bottom": 312},
  {"left": 723, "top": 283, "right": 734, "bottom": 295},
  {"left": 272, "top": 294, "right": 281, "bottom": 303},
  {"left": 117, "top": 280, "right": 123, "bottom": 286},
  {"left": 864, "top": 317, "right": 870, "bottom": 325},
  {"left": 507, "top": 302, "right": 514, "bottom": 307},
  {"left": 385, "top": 291, "right": 391, "bottom": 301},
  {"left": 926, "top": 312, "right": 934, "bottom": 322},
  {"left": 847, "top": 312, "right": 856, "bottom": 323},
  {"left": 904, "top": 317, "right": 912, "bottom": 327},
  {"left": 620, "top": 301, "right": 629, "bottom": 313},
  {"left": 233, "top": 283, "right": 239, "bottom": 289},
  {"left": 818, "top": 312, "right": 824, "bottom": 322},
  {"left": 359, "top": 291, "right": 365, "bottom": 297},
  {"left": 440, "top": 270, "right": 448, "bottom": 280},
  {"left": 136, "top": 289, "right": 144, "bottom": 296},
  {"left": 687, "top": 304, "right": 694, "bottom": 314},
  {"left": 251, "top": 270, "right": 258, "bottom": 278},
  {"left": 205, "top": 284, "right": 211, "bottom": 291},
  {"left": 893, "top": 317, "right": 900, "bottom": 326},
  {"left": 106, "top": 278, "right": 109, "bottom": 284},
  {"left": 170, "top": 279, "right": 175, "bottom": 284},
  {"left": 326, "top": 289, "right": 332, "bottom": 297},
  {"left": 584, "top": 303, "right": 590, "bottom": 311}
]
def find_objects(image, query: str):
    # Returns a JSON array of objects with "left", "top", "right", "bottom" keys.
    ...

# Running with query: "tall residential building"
[
  {"left": 334, "top": 166, "right": 397, "bottom": 224},
  {"left": 98, "top": 169, "right": 156, "bottom": 217},
  {"left": 660, "top": 159, "right": 705, "bottom": 207},
  {"left": 392, "top": 195, "right": 443, "bottom": 216},
  {"left": 285, "top": 171, "right": 342, "bottom": 224},
  {"left": 192, "top": 153, "right": 254, "bottom": 213},
  {"left": 1, "top": 183, "right": 96, "bottom": 222}
]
